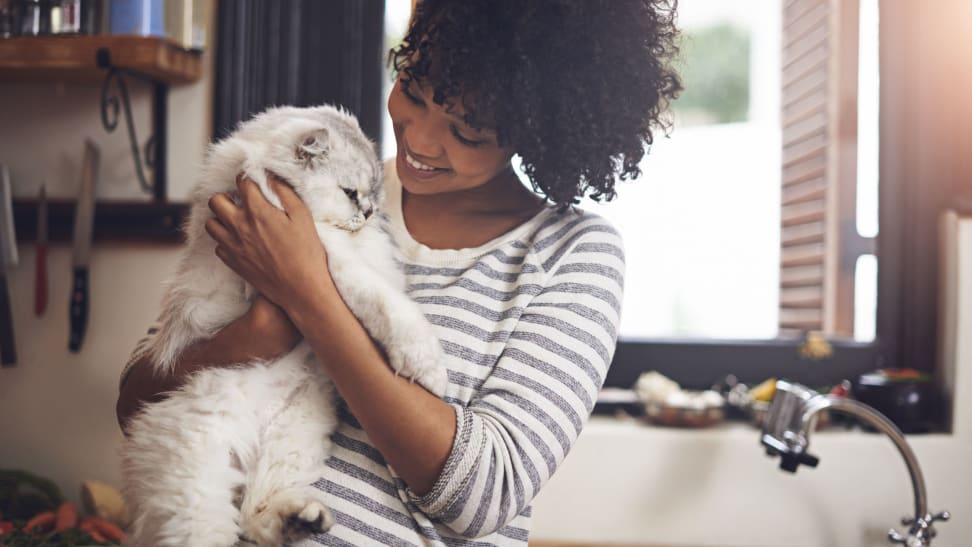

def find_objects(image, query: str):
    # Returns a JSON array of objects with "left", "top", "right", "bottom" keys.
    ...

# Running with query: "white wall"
[
  {"left": 531, "top": 219, "right": 972, "bottom": 546},
  {"left": 0, "top": 31, "right": 214, "bottom": 495}
]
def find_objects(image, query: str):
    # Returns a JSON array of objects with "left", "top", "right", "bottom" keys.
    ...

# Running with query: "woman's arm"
[
  {"left": 206, "top": 176, "right": 457, "bottom": 496},
  {"left": 287, "top": 275, "right": 457, "bottom": 496},
  {"left": 115, "top": 296, "right": 302, "bottom": 435}
]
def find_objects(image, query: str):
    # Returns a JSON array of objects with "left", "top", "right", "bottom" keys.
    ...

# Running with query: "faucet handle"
[
  {"left": 887, "top": 528, "right": 910, "bottom": 545},
  {"left": 779, "top": 450, "right": 819, "bottom": 473},
  {"left": 901, "top": 511, "right": 950, "bottom": 527},
  {"left": 892, "top": 511, "right": 950, "bottom": 545}
]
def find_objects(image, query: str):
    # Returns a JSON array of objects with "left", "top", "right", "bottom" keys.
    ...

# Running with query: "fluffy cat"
[{"left": 121, "top": 105, "right": 447, "bottom": 547}]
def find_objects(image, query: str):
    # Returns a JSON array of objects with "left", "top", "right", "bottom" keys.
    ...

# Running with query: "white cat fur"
[{"left": 120, "top": 105, "right": 447, "bottom": 547}]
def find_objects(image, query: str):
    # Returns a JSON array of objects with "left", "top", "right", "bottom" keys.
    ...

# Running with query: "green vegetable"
[
  {"left": 0, "top": 470, "right": 64, "bottom": 521},
  {"left": 0, "top": 528, "right": 107, "bottom": 546}
]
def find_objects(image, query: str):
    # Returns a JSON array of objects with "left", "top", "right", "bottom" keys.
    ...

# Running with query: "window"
[{"left": 601, "top": 0, "right": 888, "bottom": 390}]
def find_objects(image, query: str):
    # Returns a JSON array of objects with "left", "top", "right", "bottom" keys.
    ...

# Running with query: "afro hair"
[{"left": 390, "top": 0, "right": 682, "bottom": 207}]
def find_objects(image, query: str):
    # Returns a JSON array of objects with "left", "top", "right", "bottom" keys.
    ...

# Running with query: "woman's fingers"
[
  {"left": 236, "top": 172, "right": 275, "bottom": 219},
  {"left": 205, "top": 216, "right": 237, "bottom": 247},
  {"left": 268, "top": 174, "right": 307, "bottom": 219},
  {"left": 232, "top": 171, "right": 308, "bottom": 222},
  {"left": 208, "top": 191, "right": 244, "bottom": 228}
]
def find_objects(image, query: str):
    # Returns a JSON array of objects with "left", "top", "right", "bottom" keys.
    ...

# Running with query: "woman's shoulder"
[{"left": 519, "top": 204, "right": 625, "bottom": 274}]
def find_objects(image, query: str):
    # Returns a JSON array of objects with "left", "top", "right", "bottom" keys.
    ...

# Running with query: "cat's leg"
[
  {"left": 319, "top": 230, "right": 448, "bottom": 396},
  {"left": 122, "top": 373, "right": 255, "bottom": 547},
  {"left": 238, "top": 364, "right": 339, "bottom": 545}
]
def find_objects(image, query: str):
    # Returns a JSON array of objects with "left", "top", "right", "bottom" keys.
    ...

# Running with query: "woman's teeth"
[{"left": 405, "top": 151, "right": 441, "bottom": 172}]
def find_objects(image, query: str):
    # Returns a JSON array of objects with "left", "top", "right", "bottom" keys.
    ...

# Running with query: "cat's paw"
[
  {"left": 390, "top": 336, "right": 448, "bottom": 397},
  {"left": 414, "top": 365, "right": 449, "bottom": 398},
  {"left": 282, "top": 500, "right": 334, "bottom": 543},
  {"left": 242, "top": 492, "right": 334, "bottom": 546}
]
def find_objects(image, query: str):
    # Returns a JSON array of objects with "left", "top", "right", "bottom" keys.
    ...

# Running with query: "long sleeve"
[{"left": 405, "top": 215, "right": 625, "bottom": 538}]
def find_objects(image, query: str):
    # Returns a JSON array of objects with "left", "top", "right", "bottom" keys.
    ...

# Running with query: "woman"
[{"left": 116, "top": 1, "right": 680, "bottom": 544}]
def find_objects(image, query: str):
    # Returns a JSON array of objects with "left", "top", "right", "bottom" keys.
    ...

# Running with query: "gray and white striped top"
[{"left": 122, "top": 162, "right": 625, "bottom": 546}]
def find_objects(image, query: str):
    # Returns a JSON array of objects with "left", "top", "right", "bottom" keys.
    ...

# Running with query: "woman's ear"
[{"left": 296, "top": 128, "right": 331, "bottom": 167}]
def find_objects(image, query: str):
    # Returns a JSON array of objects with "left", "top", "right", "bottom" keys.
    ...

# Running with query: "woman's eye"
[{"left": 450, "top": 125, "right": 486, "bottom": 148}]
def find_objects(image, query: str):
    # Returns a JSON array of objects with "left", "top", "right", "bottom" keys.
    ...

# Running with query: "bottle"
[
  {"left": 110, "top": 0, "right": 163, "bottom": 37},
  {"left": 19, "top": 0, "right": 48, "bottom": 35},
  {"left": 51, "top": 0, "right": 80, "bottom": 33}
]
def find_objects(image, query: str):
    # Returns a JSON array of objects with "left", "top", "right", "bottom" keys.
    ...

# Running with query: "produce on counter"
[
  {"left": 80, "top": 481, "right": 129, "bottom": 529},
  {"left": 0, "top": 470, "right": 127, "bottom": 546},
  {"left": 634, "top": 371, "right": 726, "bottom": 427},
  {"left": 749, "top": 377, "right": 778, "bottom": 402}
]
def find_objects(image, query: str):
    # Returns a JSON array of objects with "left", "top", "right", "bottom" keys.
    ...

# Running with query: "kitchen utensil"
[
  {"left": 69, "top": 140, "right": 100, "bottom": 353},
  {"left": 0, "top": 165, "right": 18, "bottom": 366},
  {"left": 35, "top": 183, "right": 48, "bottom": 316}
]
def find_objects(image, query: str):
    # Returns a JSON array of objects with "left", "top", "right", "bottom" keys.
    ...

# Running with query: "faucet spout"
[{"left": 759, "top": 380, "right": 949, "bottom": 546}]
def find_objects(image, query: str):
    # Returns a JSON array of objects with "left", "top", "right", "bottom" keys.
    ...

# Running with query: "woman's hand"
[{"left": 206, "top": 173, "right": 334, "bottom": 316}]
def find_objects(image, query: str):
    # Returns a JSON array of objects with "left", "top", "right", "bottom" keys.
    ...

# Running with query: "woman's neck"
[
  {"left": 403, "top": 167, "right": 541, "bottom": 216},
  {"left": 400, "top": 168, "right": 547, "bottom": 250}
]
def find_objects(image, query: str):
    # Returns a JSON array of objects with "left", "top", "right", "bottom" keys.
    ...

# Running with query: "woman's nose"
[{"left": 403, "top": 120, "right": 444, "bottom": 159}]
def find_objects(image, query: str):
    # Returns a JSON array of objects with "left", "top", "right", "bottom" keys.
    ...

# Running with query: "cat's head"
[{"left": 237, "top": 105, "right": 382, "bottom": 232}]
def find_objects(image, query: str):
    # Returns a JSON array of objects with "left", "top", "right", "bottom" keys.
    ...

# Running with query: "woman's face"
[{"left": 388, "top": 76, "right": 514, "bottom": 196}]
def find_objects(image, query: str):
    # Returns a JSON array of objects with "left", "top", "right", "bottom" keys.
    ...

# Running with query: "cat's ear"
[{"left": 296, "top": 128, "right": 330, "bottom": 167}]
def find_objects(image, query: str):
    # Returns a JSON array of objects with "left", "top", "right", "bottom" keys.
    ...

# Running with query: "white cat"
[{"left": 121, "top": 105, "right": 447, "bottom": 547}]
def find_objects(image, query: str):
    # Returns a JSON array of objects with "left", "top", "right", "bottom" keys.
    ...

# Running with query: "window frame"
[{"left": 605, "top": 1, "right": 961, "bottom": 398}]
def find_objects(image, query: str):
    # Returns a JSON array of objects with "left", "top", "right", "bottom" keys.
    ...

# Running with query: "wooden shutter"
[{"left": 779, "top": 0, "right": 871, "bottom": 337}]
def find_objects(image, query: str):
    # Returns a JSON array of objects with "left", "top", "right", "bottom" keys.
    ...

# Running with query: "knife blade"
[
  {"left": 35, "top": 184, "right": 48, "bottom": 316},
  {"left": 69, "top": 140, "right": 100, "bottom": 353},
  {"left": 0, "top": 164, "right": 18, "bottom": 366}
]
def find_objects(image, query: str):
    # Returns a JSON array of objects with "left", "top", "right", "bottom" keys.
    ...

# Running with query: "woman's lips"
[{"left": 400, "top": 148, "right": 450, "bottom": 180}]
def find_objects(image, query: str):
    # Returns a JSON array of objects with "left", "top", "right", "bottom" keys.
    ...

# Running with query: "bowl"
[{"left": 643, "top": 401, "right": 725, "bottom": 428}]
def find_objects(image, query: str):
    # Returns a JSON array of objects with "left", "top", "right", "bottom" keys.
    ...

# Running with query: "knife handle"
[
  {"left": 35, "top": 243, "right": 47, "bottom": 316},
  {"left": 0, "top": 275, "right": 15, "bottom": 366},
  {"left": 69, "top": 267, "right": 89, "bottom": 353}
]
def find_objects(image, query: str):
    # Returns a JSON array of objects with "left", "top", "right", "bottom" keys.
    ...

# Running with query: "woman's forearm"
[
  {"left": 288, "top": 283, "right": 457, "bottom": 497},
  {"left": 116, "top": 299, "right": 301, "bottom": 435}
]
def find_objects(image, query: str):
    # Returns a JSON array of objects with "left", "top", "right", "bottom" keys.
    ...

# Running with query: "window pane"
[
  {"left": 382, "top": 0, "right": 413, "bottom": 160},
  {"left": 854, "top": 254, "right": 877, "bottom": 342},
  {"left": 587, "top": 0, "right": 782, "bottom": 340},
  {"left": 857, "top": 0, "right": 880, "bottom": 238}
]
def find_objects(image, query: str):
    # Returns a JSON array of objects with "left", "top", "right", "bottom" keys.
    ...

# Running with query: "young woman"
[{"left": 116, "top": 1, "right": 680, "bottom": 544}]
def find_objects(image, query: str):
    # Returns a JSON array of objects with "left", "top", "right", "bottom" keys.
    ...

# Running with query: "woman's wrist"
[
  {"left": 283, "top": 273, "right": 344, "bottom": 336},
  {"left": 245, "top": 296, "right": 303, "bottom": 358}
]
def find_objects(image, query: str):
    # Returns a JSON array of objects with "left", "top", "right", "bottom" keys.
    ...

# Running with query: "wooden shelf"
[
  {"left": 0, "top": 35, "right": 202, "bottom": 84},
  {"left": 13, "top": 199, "right": 189, "bottom": 243}
]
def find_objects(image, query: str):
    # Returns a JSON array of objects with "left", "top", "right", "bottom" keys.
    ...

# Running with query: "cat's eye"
[{"left": 343, "top": 188, "right": 358, "bottom": 200}]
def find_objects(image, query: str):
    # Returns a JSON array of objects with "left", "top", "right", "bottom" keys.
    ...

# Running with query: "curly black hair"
[{"left": 390, "top": 0, "right": 682, "bottom": 207}]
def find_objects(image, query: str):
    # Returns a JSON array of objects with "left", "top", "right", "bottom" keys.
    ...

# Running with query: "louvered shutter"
[{"left": 779, "top": 0, "right": 865, "bottom": 337}]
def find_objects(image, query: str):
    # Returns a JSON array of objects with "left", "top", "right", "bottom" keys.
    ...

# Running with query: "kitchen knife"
[
  {"left": 69, "top": 140, "right": 100, "bottom": 353},
  {"left": 0, "top": 165, "right": 18, "bottom": 366},
  {"left": 35, "top": 184, "right": 48, "bottom": 316}
]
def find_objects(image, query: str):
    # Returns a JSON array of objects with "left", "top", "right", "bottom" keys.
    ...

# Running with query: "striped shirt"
[{"left": 121, "top": 161, "right": 625, "bottom": 546}]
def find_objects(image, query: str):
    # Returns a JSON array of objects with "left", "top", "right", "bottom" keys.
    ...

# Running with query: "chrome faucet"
[{"left": 760, "top": 380, "right": 950, "bottom": 546}]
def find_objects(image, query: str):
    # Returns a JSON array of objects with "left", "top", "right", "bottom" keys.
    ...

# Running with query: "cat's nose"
[{"left": 363, "top": 207, "right": 374, "bottom": 219}]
